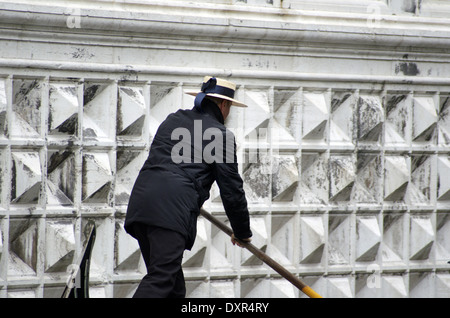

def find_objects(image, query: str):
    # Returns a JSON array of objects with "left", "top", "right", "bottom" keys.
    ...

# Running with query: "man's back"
[{"left": 125, "top": 101, "right": 251, "bottom": 250}]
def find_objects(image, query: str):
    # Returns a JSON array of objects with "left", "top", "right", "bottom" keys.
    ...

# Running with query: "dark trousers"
[{"left": 132, "top": 223, "right": 186, "bottom": 298}]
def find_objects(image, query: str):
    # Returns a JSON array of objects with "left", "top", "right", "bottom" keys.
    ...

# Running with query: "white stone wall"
[{"left": 0, "top": 0, "right": 449, "bottom": 298}]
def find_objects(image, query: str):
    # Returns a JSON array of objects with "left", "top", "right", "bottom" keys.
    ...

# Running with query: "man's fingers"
[{"left": 231, "top": 234, "right": 251, "bottom": 247}]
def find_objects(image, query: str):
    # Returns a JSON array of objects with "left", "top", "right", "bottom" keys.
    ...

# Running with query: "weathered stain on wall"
[{"left": 0, "top": 0, "right": 449, "bottom": 298}]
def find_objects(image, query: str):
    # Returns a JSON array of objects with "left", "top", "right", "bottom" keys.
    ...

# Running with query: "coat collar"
[{"left": 196, "top": 98, "right": 225, "bottom": 125}]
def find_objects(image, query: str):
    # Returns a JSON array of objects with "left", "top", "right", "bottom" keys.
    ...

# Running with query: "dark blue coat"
[{"left": 125, "top": 100, "right": 252, "bottom": 250}]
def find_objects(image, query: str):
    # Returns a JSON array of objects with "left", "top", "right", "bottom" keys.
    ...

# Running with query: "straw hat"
[{"left": 186, "top": 76, "right": 247, "bottom": 108}]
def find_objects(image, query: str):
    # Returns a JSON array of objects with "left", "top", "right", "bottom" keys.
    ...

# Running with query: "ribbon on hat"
[{"left": 194, "top": 77, "right": 235, "bottom": 110}]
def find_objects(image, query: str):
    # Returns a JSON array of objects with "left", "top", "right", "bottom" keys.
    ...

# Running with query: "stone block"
[
  {"left": 384, "top": 93, "right": 411, "bottom": 146},
  {"left": 436, "top": 213, "right": 450, "bottom": 264},
  {"left": 355, "top": 216, "right": 381, "bottom": 262},
  {"left": 182, "top": 218, "right": 207, "bottom": 268},
  {"left": 329, "top": 154, "right": 355, "bottom": 202},
  {"left": 114, "top": 219, "right": 142, "bottom": 272},
  {"left": 357, "top": 95, "right": 384, "bottom": 142},
  {"left": 269, "top": 215, "right": 295, "bottom": 266},
  {"left": 353, "top": 153, "right": 382, "bottom": 203},
  {"left": 81, "top": 151, "right": 113, "bottom": 203},
  {"left": 48, "top": 82, "right": 79, "bottom": 136},
  {"left": 382, "top": 274, "right": 408, "bottom": 298},
  {"left": 11, "top": 79, "right": 42, "bottom": 139},
  {"left": 437, "top": 155, "right": 450, "bottom": 201},
  {"left": 117, "top": 85, "right": 145, "bottom": 137},
  {"left": 409, "top": 215, "right": 434, "bottom": 261},
  {"left": 11, "top": 151, "right": 42, "bottom": 204},
  {"left": 209, "top": 216, "right": 233, "bottom": 270},
  {"left": 382, "top": 213, "right": 406, "bottom": 264},
  {"left": 115, "top": 150, "right": 146, "bottom": 205},
  {"left": 83, "top": 83, "right": 116, "bottom": 142},
  {"left": 299, "top": 152, "right": 328, "bottom": 204},
  {"left": 409, "top": 271, "right": 434, "bottom": 298},
  {"left": 302, "top": 92, "right": 328, "bottom": 141},
  {"left": 328, "top": 215, "right": 351, "bottom": 266},
  {"left": 46, "top": 149, "right": 76, "bottom": 206},
  {"left": 412, "top": 95, "right": 437, "bottom": 142},
  {"left": 435, "top": 273, "right": 450, "bottom": 298},
  {"left": 384, "top": 155, "right": 409, "bottom": 202},
  {"left": 0, "top": 79, "right": 7, "bottom": 137},
  {"left": 8, "top": 219, "right": 39, "bottom": 275},
  {"left": 271, "top": 155, "right": 298, "bottom": 202},
  {"left": 438, "top": 95, "right": 450, "bottom": 145},
  {"left": 330, "top": 91, "right": 355, "bottom": 146},
  {"left": 44, "top": 220, "right": 75, "bottom": 273},
  {"left": 327, "top": 276, "right": 353, "bottom": 298},
  {"left": 241, "top": 217, "right": 267, "bottom": 266},
  {"left": 300, "top": 216, "right": 325, "bottom": 264}
]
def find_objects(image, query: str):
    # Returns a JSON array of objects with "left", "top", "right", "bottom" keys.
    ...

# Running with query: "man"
[{"left": 125, "top": 76, "right": 252, "bottom": 298}]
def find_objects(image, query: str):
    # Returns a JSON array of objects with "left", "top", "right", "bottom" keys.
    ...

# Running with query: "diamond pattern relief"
[
  {"left": 437, "top": 155, "right": 450, "bottom": 201},
  {"left": 355, "top": 216, "right": 381, "bottom": 262},
  {"left": 412, "top": 95, "right": 437, "bottom": 142},
  {"left": 357, "top": 94, "right": 384, "bottom": 142},
  {"left": 0, "top": 79, "right": 6, "bottom": 136},
  {"left": 0, "top": 73, "right": 449, "bottom": 298},
  {"left": 244, "top": 89, "right": 271, "bottom": 141},
  {"left": 268, "top": 215, "right": 295, "bottom": 266},
  {"left": 329, "top": 154, "right": 355, "bottom": 202},
  {"left": 436, "top": 274, "right": 450, "bottom": 298},
  {"left": 407, "top": 155, "right": 432, "bottom": 204},
  {"left": 299, "top": 152, "right": 328, "bottom": 204},
  {"left": 183, "top": 218, "right": 208, "bottom": 268},
  {"left": 45, "top": 220, "right": 75, "bottom": 272},
  {"left": 243, "top": 153, "right": 271, "bottom": 204},
  {"left": 302, "top": 92, "right": 328, "bottom": 141},
  {"left": 436, "top": 213, "right": 450, "bottom": 263},
  {"left": 11, "top": 79, "right": 42, "bottom": 138},
  {"left": 330, "top": 91, "right": 355, "bottom": 146},
  {"left": 271, "top": 155, "right": 298, "bottom": 202},
  {"left": 352, "top": 153, "right": 382, "bottom": 203},
  {"left": 114, "top": 220, "right": 142, "bottom": 272},
  {"left": 384, "top": 155, "right": 409, "bottom": 202},
  {"left": 328, "top": 215, "right": 350, "bottom": 265},
  {"left": 327, "top": 276, "right": 353, "bottom": 298},
  {"left": 409, "top": 272, "right": 433, "bottom": 298},
  {"left": 83, "top": 83, "right": 116, "bottom": 141},
  {"left": 241, "top": 217, "right": 268, "bottom": 266},
  {"left": 150, "top": 84, "right": 183, "bottom": 137},
  {"left": 46, "top": 149, "right": 76, "bottom": 206},
  {"left": 300, "top": 216, "right": 325, "bottom": 264},
  {"left": 273, "top": 89, "right": 301, "bottom": 145},
  {"left": 209, "top": 216, "right": 234, "bottom": 270},
  {"left": 438, "top": 95, "right": 450, "bottom": 145},
  {"left": 82, "top": 152, "right": 113, "bottom": 203},
  {"left": 409, "top": 215, "right": 434, "bottom": 261},
  {"left": 115, "top": 149, "right": 146, "bottom": 205},
  {"left": 8, "top": 219, "right": 39, "bottom": 275},
  {"left": 383, "top": 275, "right": 408, "bottom": 298},
  {"left": 382, "top": 213, "right": 405, "bottom": 263},
  {"left": 385, "top": 94, "right": 411, "bottom": 146},
  {"left": 11, "top": 151, "right": 42, "bottom": 204},
  {"left": 117, "top": 86, "right": 145, "bottom": 137},
  {"left": 48, "top": 83, "right": 79, "bottom": 135}
]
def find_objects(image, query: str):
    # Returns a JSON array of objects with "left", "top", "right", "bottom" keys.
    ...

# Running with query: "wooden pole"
[{"left": 200, "top": 208, "right": 323, "bottom": 298}]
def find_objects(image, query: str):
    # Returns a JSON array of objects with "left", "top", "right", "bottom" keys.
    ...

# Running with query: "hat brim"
[{"left": 185, "top": 91, "right": 247, "bottom": 108}]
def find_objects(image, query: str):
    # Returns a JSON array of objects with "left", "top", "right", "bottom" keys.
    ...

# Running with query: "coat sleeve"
[{"left": 212, "top": 130, "right": 252, "bottom": 240}]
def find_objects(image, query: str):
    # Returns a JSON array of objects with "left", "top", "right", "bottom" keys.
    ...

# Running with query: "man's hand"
[{"left": 231, "top": 234, "right": 251, "bottom": 247}]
